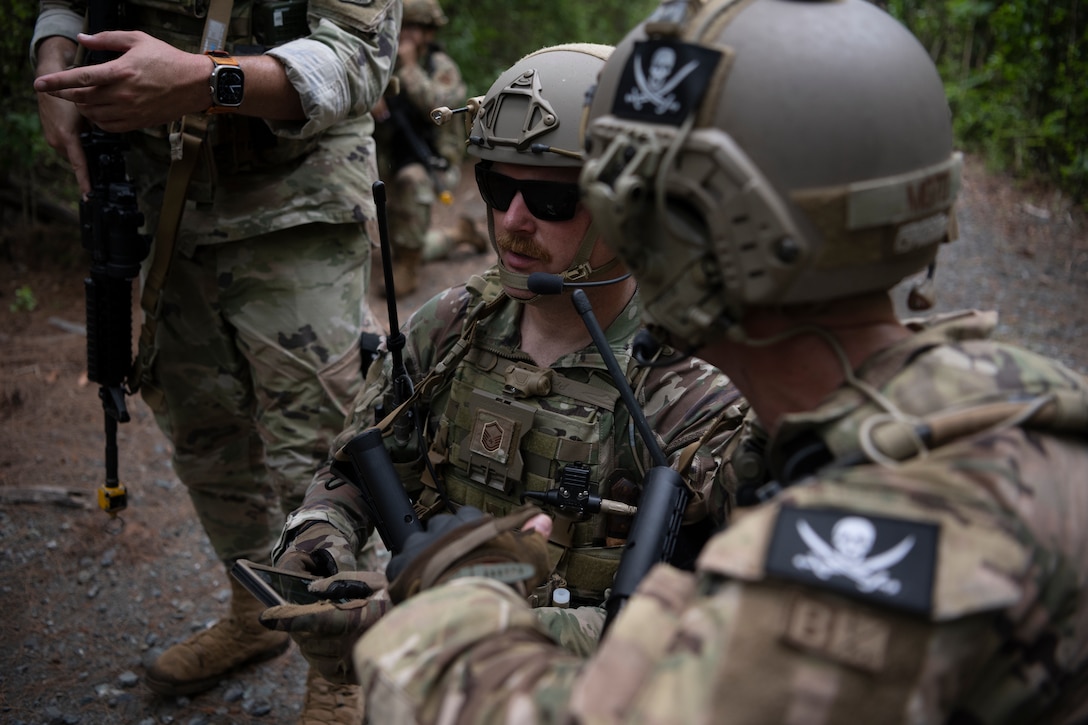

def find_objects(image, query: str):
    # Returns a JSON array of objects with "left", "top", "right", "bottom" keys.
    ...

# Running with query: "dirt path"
[{"left": 0, "top": 155, "right": 1085, "bottom": 724}]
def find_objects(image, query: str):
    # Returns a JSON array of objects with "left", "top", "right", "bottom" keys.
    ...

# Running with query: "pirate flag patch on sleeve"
[
  {"left": 765, "top": 506, "right": 939, "bottom": 615},
  {"left": 611, "top": 40, "right": 722, "bottom": 126}
]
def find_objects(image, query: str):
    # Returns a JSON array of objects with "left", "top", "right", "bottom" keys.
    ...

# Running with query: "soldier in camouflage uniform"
[
  {"left": 261, "top": 43, "right": 743, "bottom": 684},
  {"left": 372, "top": 0, "right": 467, "bottom": 295},
  {"left": 349, "top": 1, "right": 1088, "bottom": 722},
  {"left": 32, "top": 0, "right": 398, "bottom": 720}
]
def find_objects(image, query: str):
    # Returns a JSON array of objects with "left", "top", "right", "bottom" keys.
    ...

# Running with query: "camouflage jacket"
[
  {"left": 352, "top": 310, "right": 1088, "bottom": 724},
  {"left": 278, "top": 266, "right": 743, "bottom": 602},
  {"left": 31, "top": 0, "right": 400, "bottom": 251},
  {"left": 375, "top": 41, "right": 467, "bottom": 174}
]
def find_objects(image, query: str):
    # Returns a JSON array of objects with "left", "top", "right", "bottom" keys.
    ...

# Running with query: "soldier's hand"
[
  {"left": 260, "top": 570, "right": 390, "bottom": 684},
  {"left": 386, "top": 505, "right": 552, "bottom": 603},
  {"left": 274, "top": 521, "right": 355, "bottom": 577},
  {"left": 33, "top": 31, "right": 213, "bottom": 132},
  {"left": 34, "top": 36, "right": 91, "bottom": 194}
]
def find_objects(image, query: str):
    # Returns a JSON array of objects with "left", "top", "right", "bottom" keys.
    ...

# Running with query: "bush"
[
  {"left": 1, "top": 0, "right": 79, "bottom": 223},
  {"left": 441, "top": 0, "right": 659, "bottom": 96},
  {"left": 884, "top": 0, "right": 1088, "bottom": 202}
]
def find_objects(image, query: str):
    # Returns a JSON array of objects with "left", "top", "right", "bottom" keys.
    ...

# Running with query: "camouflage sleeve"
[
  {"left": 397, "top": 49, "right": 466, "bottom": 117},
  {"left": 265, "top": 0, "right": 401, "bottom": 138},
  {"left": 354, "top": 416, "right": 1088, "bottom": 723},
  {"left": 637, "top": 356, "right": 746, "bottom": 528},
  {"left": 274, "top": 283, "right": 475, "bottom": 558},
  {"left": 30, "top": 0, "right": 84, "bottom": 64},
  {"left": 354, "top": 577, "right": 587, "bottom": 724}
]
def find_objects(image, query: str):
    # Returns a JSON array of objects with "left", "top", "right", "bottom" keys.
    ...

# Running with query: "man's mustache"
[{"left": 496, "top": 232, "right": 551, "bottom": 263}]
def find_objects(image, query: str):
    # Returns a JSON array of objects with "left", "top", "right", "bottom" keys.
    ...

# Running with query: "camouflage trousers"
[
  {"left": 139, "top": 222, "right": 381, "bottom": 564},
  {"left": 382, "top": 162, "right": 433, "bottom": 254}
]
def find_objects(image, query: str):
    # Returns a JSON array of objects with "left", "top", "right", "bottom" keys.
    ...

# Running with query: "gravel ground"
[
  {"left": 0, "top": 153, "right": 1085, "bottom": 725},
  {"left": 891, "top": 155, "right": 1087, "bottom": 373}
]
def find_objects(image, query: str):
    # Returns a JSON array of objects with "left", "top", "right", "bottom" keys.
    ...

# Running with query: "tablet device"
[{"left": 231, "top": 559, "right": 327, "bottom": 607}]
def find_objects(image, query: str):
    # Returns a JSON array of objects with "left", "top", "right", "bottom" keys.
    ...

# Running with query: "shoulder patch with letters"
[{"left": 765, "top": 506, "right": 939, "bottom": 615}]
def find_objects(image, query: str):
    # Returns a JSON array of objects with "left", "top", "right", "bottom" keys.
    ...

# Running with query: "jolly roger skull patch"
[
  {"left": 765, "top": 507, "right": 939, "bottom": 615},
  {"left": 611, "top": 40, "right": 722, "bottom": 126}
]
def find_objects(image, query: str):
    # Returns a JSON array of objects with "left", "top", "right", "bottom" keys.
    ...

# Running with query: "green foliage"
[
  {"left": 4, "top": 0, "right": 1083, "bottom": 209},
  {"left": 440, "top": 0, "right": 660, "bottom": 97},
  {"left": 0, "top": 0, "right": 80, "bottom": 221},
  {"left": 885, "top": 0, "right": 1088, "bottom": 202},
  {"left": 1, "top": 0, "right": 40, "bottom": 168},
  {"left": 10, "top": 284, "right": 38, "bottom": 313}
]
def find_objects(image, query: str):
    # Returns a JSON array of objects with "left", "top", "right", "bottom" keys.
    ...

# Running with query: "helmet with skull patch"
[
  {"left": 467, "top": 44, "right": 616, "bottom": 294},
  {"left": 580, "top": 0, "right": 962, "bottom": 351}
]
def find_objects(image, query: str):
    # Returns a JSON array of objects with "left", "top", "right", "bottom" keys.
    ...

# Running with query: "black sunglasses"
[{"left": 474, "top": 163, "right": 582, "bottom": 222}]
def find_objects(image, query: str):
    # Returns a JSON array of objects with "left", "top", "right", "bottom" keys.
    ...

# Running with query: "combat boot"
[
  {"left": 391, "top": 248, "right": 422, "bottom": 296},
  {"left": 300, "top": 667, "right": 362, "bottom": 724},
  {"left": 455, "top": 215, "right": 488, "bottom": 254},
  {"left": 144, "top": 576, "right": 290, "bottom": 696}
]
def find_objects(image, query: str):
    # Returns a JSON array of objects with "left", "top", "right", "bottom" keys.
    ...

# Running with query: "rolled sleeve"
[
  {"left": 266, "top": 7, "right": 397, "bottom": 138},
  {"left": 31, "top": 5, "right": 83, "bottom": 65}
]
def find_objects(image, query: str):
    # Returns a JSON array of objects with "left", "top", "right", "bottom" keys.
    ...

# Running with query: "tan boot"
[
  {"left": 455, "top": 215, "right": 488, "bottom": 254},
  {"left": 144, "top": 576, "right": 290, "bottom": 696},
  {"left": 391, "top": 248, "right": 421, "bottom": 297},
  {"left": 300, "top": 667, "right": 362, "bottom": 725}
]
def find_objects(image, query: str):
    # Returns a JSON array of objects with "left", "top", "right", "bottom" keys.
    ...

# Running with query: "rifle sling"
[
  {"left": 132, "top": 116, "right": 208, "bottom": 389},
  {"left": 131, "top": 0, "right": 232, "bottom": 389}
]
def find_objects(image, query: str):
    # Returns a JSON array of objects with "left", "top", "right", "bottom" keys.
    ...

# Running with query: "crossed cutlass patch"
[
  {"left": 765, "top": 506, "right": 939, "bottom": 615},
  {"left": 611, "top": 40, "right": 722, "bottom": 126}
]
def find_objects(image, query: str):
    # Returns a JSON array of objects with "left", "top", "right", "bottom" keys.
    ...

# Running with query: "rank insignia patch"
[{"left": 765, "top": 507, "right": 939, "bottom": 615}]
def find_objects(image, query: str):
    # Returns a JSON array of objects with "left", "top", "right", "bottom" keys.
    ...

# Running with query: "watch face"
[{"left": 215, "top": 67, "right": 245, "bottom": 106}]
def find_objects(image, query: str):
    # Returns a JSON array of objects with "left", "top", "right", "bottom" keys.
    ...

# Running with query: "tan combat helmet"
[
  {"left": 581, "top": 0, "right": 962, "bottom": 350},
  {"left": 466, "top": 44, "right": 617, "bottom": 294},
  {"left": 403, "top": 0, "right": 448, "bottom": 27}
]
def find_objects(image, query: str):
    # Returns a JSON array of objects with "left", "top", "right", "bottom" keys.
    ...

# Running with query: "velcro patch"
[
  {"left": 783, "top": 595, "right": 892, "bottom": 673},
  {"left": 765, "top": 507, "right": 938, "bottom": 615},
  {"left": 450, "top": 562, "right": 537, "bottom": 584},
  {"left": 610, "top": 40, "right": 722, "bottom": 126}
]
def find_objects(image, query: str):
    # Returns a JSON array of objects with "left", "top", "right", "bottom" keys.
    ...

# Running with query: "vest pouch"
[
  {"left": 457, "top": 390, "right": 535, "bottom": 494},
  {"left": 123, "top": 0, "right": 252, "bottom": 53},
  {"left": 252, "top": 0, "right": 309, "bottom": 47}
]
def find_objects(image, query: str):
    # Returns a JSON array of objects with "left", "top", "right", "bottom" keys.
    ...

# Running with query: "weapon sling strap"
[
  {"left": 358, "top": 290, "right": 508, "bottom": 521},
  {"left": 369, "top": 290, "right": 509, "bottom": 436},
  {"left": 131, "top": 0, "right": 233, "bottom": 389}
]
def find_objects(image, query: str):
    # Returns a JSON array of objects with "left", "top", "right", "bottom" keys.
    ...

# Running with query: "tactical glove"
[
  {"left": 259, "top": 570, "right": 390, "bottom": 684},
  {"left": 274, "top": 521, "right": 354, "bottom": 577},
  {"left": 386, "top": 505, "right": 552, "bottom": 604}
]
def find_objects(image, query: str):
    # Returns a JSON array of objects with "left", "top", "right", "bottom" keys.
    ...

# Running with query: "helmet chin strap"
[{"left": 488, "top": 213, "right": 620, "bottom": 301}]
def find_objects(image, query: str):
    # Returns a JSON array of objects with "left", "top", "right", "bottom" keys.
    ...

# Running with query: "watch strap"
[{"left": 205, "top": 50, "right": 242, "bottom": 114}]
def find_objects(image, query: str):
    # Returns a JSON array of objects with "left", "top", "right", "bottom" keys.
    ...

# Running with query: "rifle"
[
  {"left": 326, "top": 180, "right": 425, "bottom": 553},
  {"left": 81, "top": 0, "right": 152, "bottom": 520},
  {"left": 383, "top": 93, "right": 453, "bottom": 205}
]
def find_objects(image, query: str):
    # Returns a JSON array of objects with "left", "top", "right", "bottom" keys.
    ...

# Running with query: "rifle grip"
[{"left": 602, "top": 465, "right": 688, "bottom": 630}]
